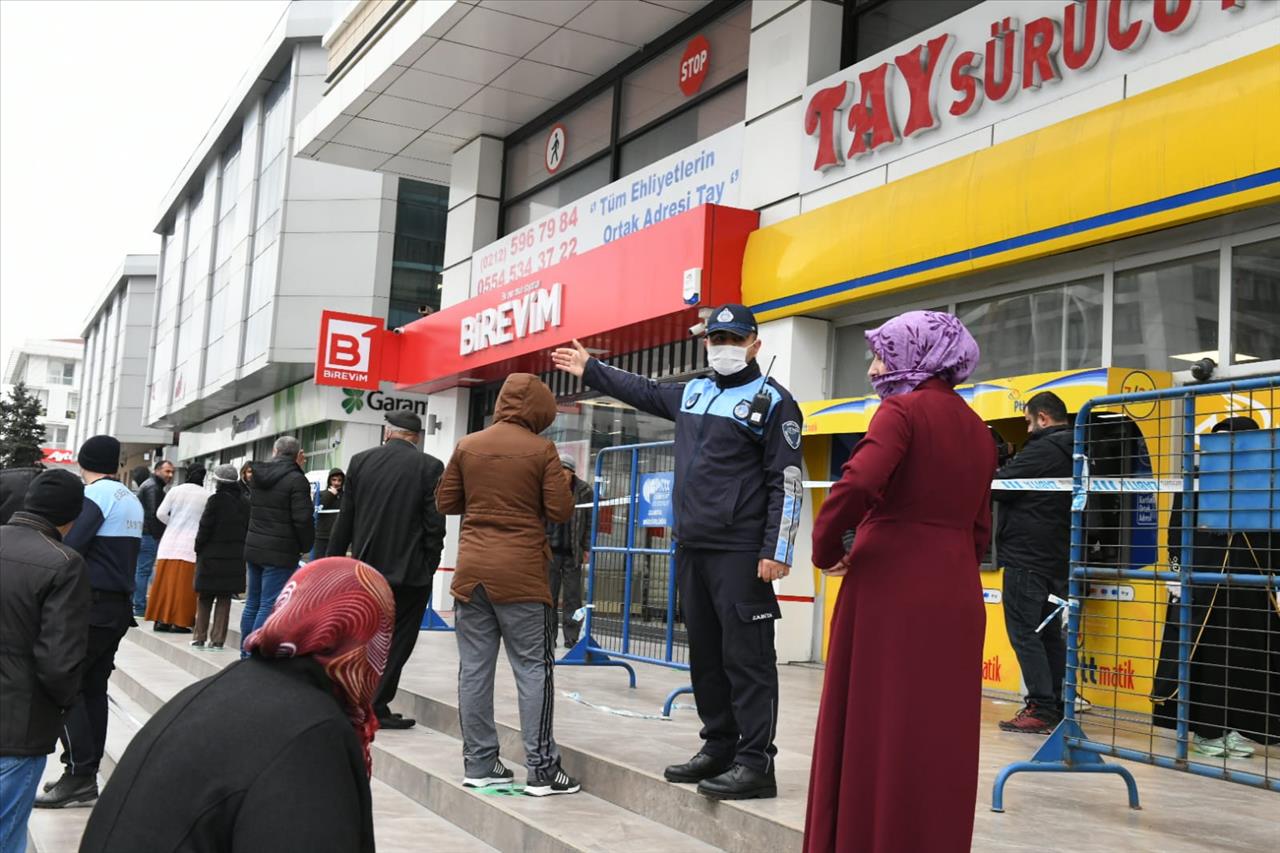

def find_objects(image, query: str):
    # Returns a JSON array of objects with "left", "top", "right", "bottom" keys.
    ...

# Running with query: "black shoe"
[
  {"left": 664, "top": 752, "right": 733, "bottom": 783},
  {"left": 169, "top": 626, "right": 193, "bottom": 634},
  {"left": 525, "top": 766, "right": 580, "bottom": 797},
  {"left": 378, "top": 715, "right": 416, "bottom": 729},
  {"left": 153, "top": 622, "right": 170, "bottom": 632},
  {"left": 462, "top": 758, "right": 515, "bottom": 788},
  {"left": 34, "top": 773, "right": 98, "bottom": 808},
  {"left": 696, "top": 764, "right": 777, "bottom": 801}
]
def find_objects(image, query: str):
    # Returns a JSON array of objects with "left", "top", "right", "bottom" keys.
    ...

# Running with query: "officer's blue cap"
[{"left": 704, "top": 304, "right": 757, "bottom": 338}]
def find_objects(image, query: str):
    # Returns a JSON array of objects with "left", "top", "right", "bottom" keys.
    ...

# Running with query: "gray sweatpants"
[{"left": 456, "top": 584, "right": 560, "bottom": 778}]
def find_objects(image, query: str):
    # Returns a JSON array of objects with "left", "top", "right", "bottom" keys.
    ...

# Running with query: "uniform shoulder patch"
[
  {"left": 782, "top": 421, "right": 802, "bottom": 450},
  {"left": 684, "top": 390, "right": 702, "bottom": 409}
]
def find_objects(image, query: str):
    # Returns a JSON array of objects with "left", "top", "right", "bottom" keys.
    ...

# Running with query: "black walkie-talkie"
[{"left": 747, "top": 356, "right": 777, "bottom": 428}]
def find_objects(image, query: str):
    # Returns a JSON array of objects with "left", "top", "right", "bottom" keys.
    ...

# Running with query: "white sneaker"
[
  {"left": 525, "top": 767, "right": 580, "bottom": 797},
  {"left": 1192, "top": 734, "right": 1227, "bottom": 757},
  {"left": 463, "top": 759, "right": 515, "bottom": 788},
  {"left": 1224, "top": 731, "right": 1255, "bottom": 759}
]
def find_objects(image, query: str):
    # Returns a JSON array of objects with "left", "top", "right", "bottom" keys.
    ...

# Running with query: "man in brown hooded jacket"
[{"left": 436, "top": 373, "right": 577, "bottom": 796}]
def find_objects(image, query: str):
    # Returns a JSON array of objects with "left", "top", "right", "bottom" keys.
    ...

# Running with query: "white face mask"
[{"left": 707, "top": 344, "right": 749, "bottom": 376}]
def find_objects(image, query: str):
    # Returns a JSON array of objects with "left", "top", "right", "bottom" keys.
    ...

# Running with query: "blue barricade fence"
[
  {"left": 556, "top": 441, "right": 693, "bottom": 716},
  {"left": 993, "top": 374, "right": 1280, "bottom": 811}
]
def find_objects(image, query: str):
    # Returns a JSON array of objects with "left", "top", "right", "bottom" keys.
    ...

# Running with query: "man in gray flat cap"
[{"left": 328, "top": 410, "right": 446, "bottom": 729}]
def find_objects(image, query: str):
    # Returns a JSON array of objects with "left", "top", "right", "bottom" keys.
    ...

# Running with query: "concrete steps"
[
  {"left": 110, "top": 629, "right": 722, "bottom": 853},
  {"left": 221, "top": 607, "right": 804, "bottom": 852}
]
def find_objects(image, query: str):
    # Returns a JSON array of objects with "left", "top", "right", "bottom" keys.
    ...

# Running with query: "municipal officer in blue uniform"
[{"left": 553, "top": 304, "right": 803, "bottom": 800}]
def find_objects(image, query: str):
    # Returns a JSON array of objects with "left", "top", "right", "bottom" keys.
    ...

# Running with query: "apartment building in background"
[{"left": 3, "top": 337, "right": 84, "bottom": 465}]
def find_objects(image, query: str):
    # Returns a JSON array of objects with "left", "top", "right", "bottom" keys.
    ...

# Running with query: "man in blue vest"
[
  {"left": 553, "top": 304, "right": 803, "bottom": 800},
  {"left": 36, "top": 435, "right": 142, "bottom": 808}
]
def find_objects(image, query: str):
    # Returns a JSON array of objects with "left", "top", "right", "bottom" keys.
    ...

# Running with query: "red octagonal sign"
[{"left": 678, "top": 34, "right": 710, "bottom": 97}]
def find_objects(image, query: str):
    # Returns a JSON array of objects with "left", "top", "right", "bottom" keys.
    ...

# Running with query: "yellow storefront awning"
[
  {"left": 801, "top": 368, "right": 1171, "bottom": 435},
  {"left": 745, "top": 47, "right": 1280, "bottom": 321}
]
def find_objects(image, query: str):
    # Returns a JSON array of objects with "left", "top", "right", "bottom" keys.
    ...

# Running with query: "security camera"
[
  {"left": 689, "top": 321, "right": 706, "bottom": 337},
  {"left": 392, "top": 327, "right": 404, "bottom": 335},
  {"left": 418, "top": 304, "right": 434, "bottom": 317},
  {"left": 1191, "top": 357, "right": 1216, "bottom": 383}
]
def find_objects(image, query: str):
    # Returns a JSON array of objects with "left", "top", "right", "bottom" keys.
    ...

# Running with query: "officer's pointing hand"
[
  {"left": 758, "top": 558, "right": 790, "bottom": 583},
  {"left": 552, "top": 340, "right": 590, "bottom": 377}
]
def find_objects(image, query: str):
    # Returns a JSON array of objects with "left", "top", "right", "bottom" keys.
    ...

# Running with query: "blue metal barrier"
[
  {"left": 556, "top": 441, "right": 694, "bottom": 715},
  {"left": 993, "top": 374, "right": 1280, "bottom": 812}
]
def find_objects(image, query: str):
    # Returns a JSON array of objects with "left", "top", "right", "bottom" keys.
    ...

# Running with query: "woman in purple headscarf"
[{"left": 804, "top": 311, "right": 996, "bottom": 853}]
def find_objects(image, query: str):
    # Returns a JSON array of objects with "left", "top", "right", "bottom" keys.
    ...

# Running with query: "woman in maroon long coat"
[{"left": 805, "top": 311, "right": 995, "bottom": 853}]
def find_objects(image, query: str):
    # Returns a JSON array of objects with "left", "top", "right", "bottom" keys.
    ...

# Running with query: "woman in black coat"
[
  {"left": 79, "top": 558, "right": 394, "bottom": 853},
  {"left": 191, "top": 465, "right": 250, "bottom": 650}
]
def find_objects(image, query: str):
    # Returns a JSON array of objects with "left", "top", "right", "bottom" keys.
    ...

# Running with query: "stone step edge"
[
  {"left": 111, "top": 634, "right": 719, "bottom": 853},
  {"left": 126, "top": 625, "right": 801, "bottom": 852}
]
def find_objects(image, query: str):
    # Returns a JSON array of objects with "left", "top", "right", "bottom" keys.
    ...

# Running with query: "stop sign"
[{"left": 678, "top": 34, "right": 711, "bottom": 97}]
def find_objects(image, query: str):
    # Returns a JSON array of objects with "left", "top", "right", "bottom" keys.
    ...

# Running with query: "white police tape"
[
  {"left": 802, "top": 477, "right": 1186, "bottom": 492},
  {"left": 577, "top": 476, "right": 1187, "bottom": 512}
]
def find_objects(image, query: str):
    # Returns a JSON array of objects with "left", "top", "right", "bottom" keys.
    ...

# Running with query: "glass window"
[
  {"left": 843, "top": 0, "right": 982, "bottom": 66},
  {"left": 48, "top": 425, "right": 69, "bottom": 447},
  {"left": 504, "top": 89, "right": 613, "bottom": 199},
  {"left": 618, "top": 2, "right": 750, "bottom": 136},
  {"left": 1231, "top": 237, "right": 1280, "bottom": 364},
  {"left": 67, "top": 393, "right": 79, "bottom": 419},
  {"left": 503, "top": 157, "right": 611, "bottom": 234},
  {"left": 389, "top": 179, "right": 448, "bottom": 327},
  {"left": 46, "top": 360, "right": 75, "bottom": 386},
  {"left": 213, "top": 138, "right": 241, "bottom": 270},
  {"left": 833, "top": 323, "right": 874, "bottom": 398},
  {"left": 35, "top": 389, "right": 49, "bottom": 411},
  {"left": 959, "top": 278, "right": 1103, "bottom": 382},
  {"left": 1113, "top": 254, "right": 1219, "bottom": 371},
  {"left": 618, "top": 80, "right": 746, "bottom": 175}
]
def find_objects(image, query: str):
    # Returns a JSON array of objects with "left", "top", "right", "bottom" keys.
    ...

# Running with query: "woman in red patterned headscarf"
[{"left": 81, "top": 558, "right": 395, "bottom": 853}]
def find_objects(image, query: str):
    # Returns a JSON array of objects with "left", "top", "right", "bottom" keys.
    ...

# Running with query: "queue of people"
[{"left": 3, "top": 301, "right": 1274, "bottom": 853}]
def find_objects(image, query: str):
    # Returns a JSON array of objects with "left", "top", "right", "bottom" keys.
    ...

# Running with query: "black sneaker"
[
  {"left": 34, "top": 773, "right": 98, "bottom": 808},
  {"left": 378, "top": 715, "right": 416, "bottom": 730},
  {"left": 462, "top": 759, "right": 515, "bottom": 788},
  {"left": 525, "top": 766, "right": 580, "bottom": 797}
]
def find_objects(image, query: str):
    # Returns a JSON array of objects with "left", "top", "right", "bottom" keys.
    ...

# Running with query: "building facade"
[
  {"left": 142, "top": 0, "right": 447, "bottom": 476},
  {"left": 74, "top": 255, "right": 170, "bottom": 473},
  {"left": 296, "top": 0, "right": 1280, "bottom": 662},
  {"left": 3, "top": 338, "right": 85, "bottom": 465}
]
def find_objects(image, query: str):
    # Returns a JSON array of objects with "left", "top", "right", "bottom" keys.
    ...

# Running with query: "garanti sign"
[{"left": 800, "top": 0, "right": 1275, "bottom": 193}]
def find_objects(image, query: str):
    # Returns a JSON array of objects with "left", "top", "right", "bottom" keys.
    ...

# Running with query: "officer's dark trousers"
[{"left": 677, "top": 546, "right": 780, "bottom": 774}]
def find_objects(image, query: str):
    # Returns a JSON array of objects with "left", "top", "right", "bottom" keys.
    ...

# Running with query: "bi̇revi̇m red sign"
[
  {"left": 315, "top": 311, "right": 386, "bottom": 391},
  {"left": 799, "top": 0, "right": 1271, "bottom": 193}
]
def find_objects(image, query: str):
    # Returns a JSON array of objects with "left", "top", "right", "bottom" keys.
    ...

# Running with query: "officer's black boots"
[
  {"left": 663, "top": 752, "right": 733, "bottom": 783},
  {"left": 696, "top": 764, "right": 778, "bottom": 800}
]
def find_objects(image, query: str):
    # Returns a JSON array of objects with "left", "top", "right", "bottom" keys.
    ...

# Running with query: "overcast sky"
[{"left": 0, "top": 0, "right": 290, "bottom": 372}]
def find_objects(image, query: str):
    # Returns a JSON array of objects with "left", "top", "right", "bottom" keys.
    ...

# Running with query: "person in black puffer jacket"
[
  {"left": 241, "top": 436, "right": 314, "bottom": 656},
  {"left": 0, "top": 465, "right": 42, "bottom": 525},
  {"left": 193, "top": 465, "right": 251, "bottom": 650}
]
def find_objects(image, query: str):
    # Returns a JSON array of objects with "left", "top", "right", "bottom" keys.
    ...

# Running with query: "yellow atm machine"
[{"left": 801, "top": 367, "right": 1174, "bottom": 707}]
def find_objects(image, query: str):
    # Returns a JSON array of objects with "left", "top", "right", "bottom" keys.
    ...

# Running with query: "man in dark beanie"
[
  {"left": 35, "top": 435, "right": 143, "bottom": 809},
  {"left": 1, "top": 470, "right": 90, "bottom": 844}
]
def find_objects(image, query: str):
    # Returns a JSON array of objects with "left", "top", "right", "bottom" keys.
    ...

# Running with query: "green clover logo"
[{"left": 341, "top": 388, "right": 365, "bottom": 414}]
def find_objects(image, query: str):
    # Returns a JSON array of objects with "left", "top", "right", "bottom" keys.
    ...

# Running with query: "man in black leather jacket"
[{"left": 0, "top": 470, "right": 89, "bottom": 840}]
